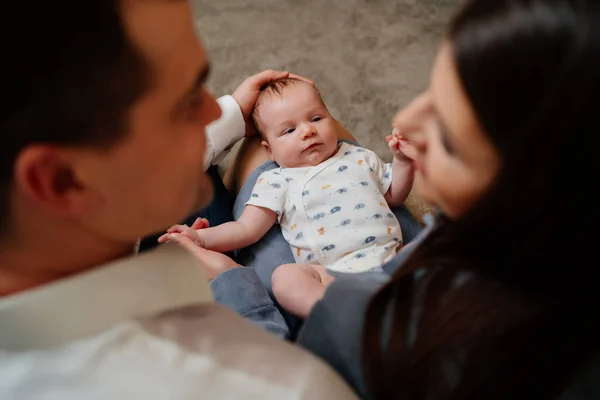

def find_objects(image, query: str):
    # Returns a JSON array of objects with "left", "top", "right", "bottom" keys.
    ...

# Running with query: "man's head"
[
  {"left": 1, "top": 0, "right": 220, "bottom": 245},
  {"left": 252, "top": 79, "right": 339, "bottom": 168}
]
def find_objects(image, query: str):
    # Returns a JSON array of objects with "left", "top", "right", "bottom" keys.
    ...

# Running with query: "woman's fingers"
[{"left": 398, "top": 138, "right": 418, "bottom": 160}]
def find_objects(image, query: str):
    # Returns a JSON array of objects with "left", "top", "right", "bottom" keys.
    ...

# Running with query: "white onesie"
[{"left": 246, "top": 142, "right": 402, "bottom": 273}]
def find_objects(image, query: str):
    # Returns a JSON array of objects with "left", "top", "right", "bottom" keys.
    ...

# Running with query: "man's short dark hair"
[{"left": 0, "top": 0, "right": 150, "bottom": 231}]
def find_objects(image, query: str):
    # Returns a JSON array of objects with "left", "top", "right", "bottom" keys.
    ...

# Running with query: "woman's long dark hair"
[{"left": 363, "top": 1, "right": 600, "bottom": 398}]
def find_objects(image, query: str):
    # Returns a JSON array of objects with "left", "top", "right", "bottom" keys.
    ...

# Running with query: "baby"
[{"left": 160, "top": 78, "right": 414, "bottom": 318}]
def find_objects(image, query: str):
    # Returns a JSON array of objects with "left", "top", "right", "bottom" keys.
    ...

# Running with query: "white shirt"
[
  {"left": 203, "top": 95, "right": 246, "bottom": 170},
  {"left": 246, "top": 142, "right": 402, "bottom": 272},
  {"left": 0, "top": 98, "right": 358, "bottom": 400}
]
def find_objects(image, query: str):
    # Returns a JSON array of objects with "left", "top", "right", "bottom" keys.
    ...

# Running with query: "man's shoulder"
[
  {"left": 142, "top": 303, "right": 356, "bottom": 398},
  {"left": 1, "top": 303, "right": 357, "bottom": 399}
]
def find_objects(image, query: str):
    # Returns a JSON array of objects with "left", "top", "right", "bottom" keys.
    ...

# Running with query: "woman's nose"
[
  {"left": 392, "top": 91, "right": 430, "bottom": 150},
  {"left": 402, "top": 125, "right": 427, "bottom": 152}
]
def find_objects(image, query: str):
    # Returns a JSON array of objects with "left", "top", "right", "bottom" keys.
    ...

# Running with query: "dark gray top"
[
  {"left": 212, "top": 216, "right": 599, "bottom": 399},
  {"left": 296, "top": 219, "right": 430, "bottom": 398}
]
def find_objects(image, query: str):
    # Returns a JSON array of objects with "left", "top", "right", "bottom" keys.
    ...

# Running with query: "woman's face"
[{"left": 394, "top": 43, "right": 501, "bottom": 219}]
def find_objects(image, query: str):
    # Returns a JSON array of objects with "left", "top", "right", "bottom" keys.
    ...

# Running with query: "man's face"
[{"left": 75, "top": 0, "right": 221, "bottom": 241}]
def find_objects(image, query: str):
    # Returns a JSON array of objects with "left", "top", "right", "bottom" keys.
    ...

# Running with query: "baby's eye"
[
  {"left": 311, "top": 116, "right": 322, "bottom": 122},
  {"left": 283, "top": 128, "right": 295, "bottom": 135}
]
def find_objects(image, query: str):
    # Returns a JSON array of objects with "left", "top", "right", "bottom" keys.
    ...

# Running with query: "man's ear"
[
  {"left": 13, "top": 145, "right": 99, "bottom": 216},
  {"left": 261, "top": 140, "right": 275, "bottom": 162}
]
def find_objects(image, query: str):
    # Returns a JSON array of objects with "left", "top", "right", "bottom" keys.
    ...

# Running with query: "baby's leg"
[{"left": 272, "top": 264, "right": 334, "bottom": 319}]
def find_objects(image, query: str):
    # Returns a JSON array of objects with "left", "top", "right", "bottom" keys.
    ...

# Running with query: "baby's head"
[{"left": 252, "top": 78, "right": 340, "bottom": 168}]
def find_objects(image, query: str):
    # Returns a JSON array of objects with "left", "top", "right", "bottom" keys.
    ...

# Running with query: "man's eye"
[
  {"left": 312, "top": 116, "right": 322, "bottom": 122},
  {"left": 186, "top": 91, "right": 204, "bottom": 120},
  {"left": 283, "top": 128, "right": 295, "bottom": 135}
]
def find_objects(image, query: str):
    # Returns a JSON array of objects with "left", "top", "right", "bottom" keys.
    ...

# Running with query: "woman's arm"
[
  {"left": 296, "top": 221, "right": 432, "bottom": 397},
  {"left": 211, "top": 266, "right": 289, "bottom": 338},
  {"left": 297, "top": 273, "right": 388, "bottom": 398}
]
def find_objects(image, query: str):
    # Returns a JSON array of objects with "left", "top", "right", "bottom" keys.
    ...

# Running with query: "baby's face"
[{"left": 257, "top": 83, "right": 340, "bottom": 168}]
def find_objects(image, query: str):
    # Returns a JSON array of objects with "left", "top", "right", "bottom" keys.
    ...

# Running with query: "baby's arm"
[
  {"left": 202, "top": 205, "right": 277, "bottom": 252},
  {"left": 158, "top": 205, "right": 277, "bottom": 253},
  {"left": 385, "top": 132, "right": 415, "bottom": 207}
]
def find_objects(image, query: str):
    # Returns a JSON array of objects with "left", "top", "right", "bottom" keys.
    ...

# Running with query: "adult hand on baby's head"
[
  {"left": 167, "top": 234, "right": 239, "bottom": 281},
  {"left": 157, "top": 217, "right": 209, "bottom": 247},
  {"left": 386, "top": 128, "right": 417, "bottom": 163},
  {"left": 232, "top": 70, "right": 316, "bottom": 137}
]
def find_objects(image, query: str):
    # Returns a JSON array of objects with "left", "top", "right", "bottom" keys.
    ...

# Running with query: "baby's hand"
[
  {"left": 157, "top": 217, "right": 209, "bottom": 247},
  {"left": 386, "top": 128, "right": 416, "bottom": 163}
]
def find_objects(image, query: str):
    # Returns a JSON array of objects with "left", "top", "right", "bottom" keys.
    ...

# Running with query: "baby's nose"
[{"left": 301, "top": 126, "right": 317, "bottom": 139}]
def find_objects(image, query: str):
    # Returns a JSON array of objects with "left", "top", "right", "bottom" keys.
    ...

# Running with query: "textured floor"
[{"left": 193, "top": 0, "right": 459, "bottom": 222}]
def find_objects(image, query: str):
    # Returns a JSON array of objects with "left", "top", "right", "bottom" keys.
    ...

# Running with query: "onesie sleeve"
[
  {"left": 245, "top": 169, "right": 288, "bottom": 222},
  {"left": 363, "top": 148, "right": 393, "bottom": 195}
]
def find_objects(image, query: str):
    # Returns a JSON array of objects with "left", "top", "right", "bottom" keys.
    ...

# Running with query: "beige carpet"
[{"left": 193, "top": 0, "right": 459, "bottom": 222}]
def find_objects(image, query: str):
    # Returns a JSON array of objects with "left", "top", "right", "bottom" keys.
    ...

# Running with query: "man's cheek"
[{"left": 193, "top": 173, "right": 213, "bottom": 210}]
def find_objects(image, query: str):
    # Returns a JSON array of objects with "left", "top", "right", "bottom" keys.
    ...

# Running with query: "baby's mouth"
[{"left": 304, "top": 142, "right": 321, "bottom": 151}]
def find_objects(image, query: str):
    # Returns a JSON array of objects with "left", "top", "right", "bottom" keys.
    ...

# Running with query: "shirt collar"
[{"left": 0, "top": 243, "right": 212, "bottom": 351}]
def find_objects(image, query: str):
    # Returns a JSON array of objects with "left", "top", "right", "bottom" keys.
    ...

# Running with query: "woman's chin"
[{"left": 413, "top": 174, "right": 437, "bottom": 211}]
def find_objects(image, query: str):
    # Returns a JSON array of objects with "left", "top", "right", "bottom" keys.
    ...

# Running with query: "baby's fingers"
[
  {"left": 158, "top": 226, "right": 193, "bottom": 243},
  {"left": 167, "top": 224, "right": 189, "bottom": 234},
  {"left": 190, "top": 217, "right": 210, "bottom": 230},
  {"left": 386, "top": 127, "right": 403, "bottom": 145},
  {"left": 388, "top": 136, "right": 400, "bottom": 152}
]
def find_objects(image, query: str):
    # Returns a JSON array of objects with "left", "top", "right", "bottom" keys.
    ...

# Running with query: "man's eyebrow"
[{"left": 189, "top": 63, "right": 211, "bottom": 95}]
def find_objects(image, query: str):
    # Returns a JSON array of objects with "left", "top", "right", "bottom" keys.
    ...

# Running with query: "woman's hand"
[
  {"left": 386, "top": 128, "right": 417, "bottom": 163},
  {"left": 232, "top": 70, "right": 316, "bottom": 137}
]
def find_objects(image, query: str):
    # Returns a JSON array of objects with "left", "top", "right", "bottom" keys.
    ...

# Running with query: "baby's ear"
[{"left": 261, "top": 140, "right": 275, "bottom": 161}]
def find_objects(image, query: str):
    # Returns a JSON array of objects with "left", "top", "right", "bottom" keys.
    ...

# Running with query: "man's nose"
[{"left": 202, "top": 89, "right": 222, "bottom": 126}]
